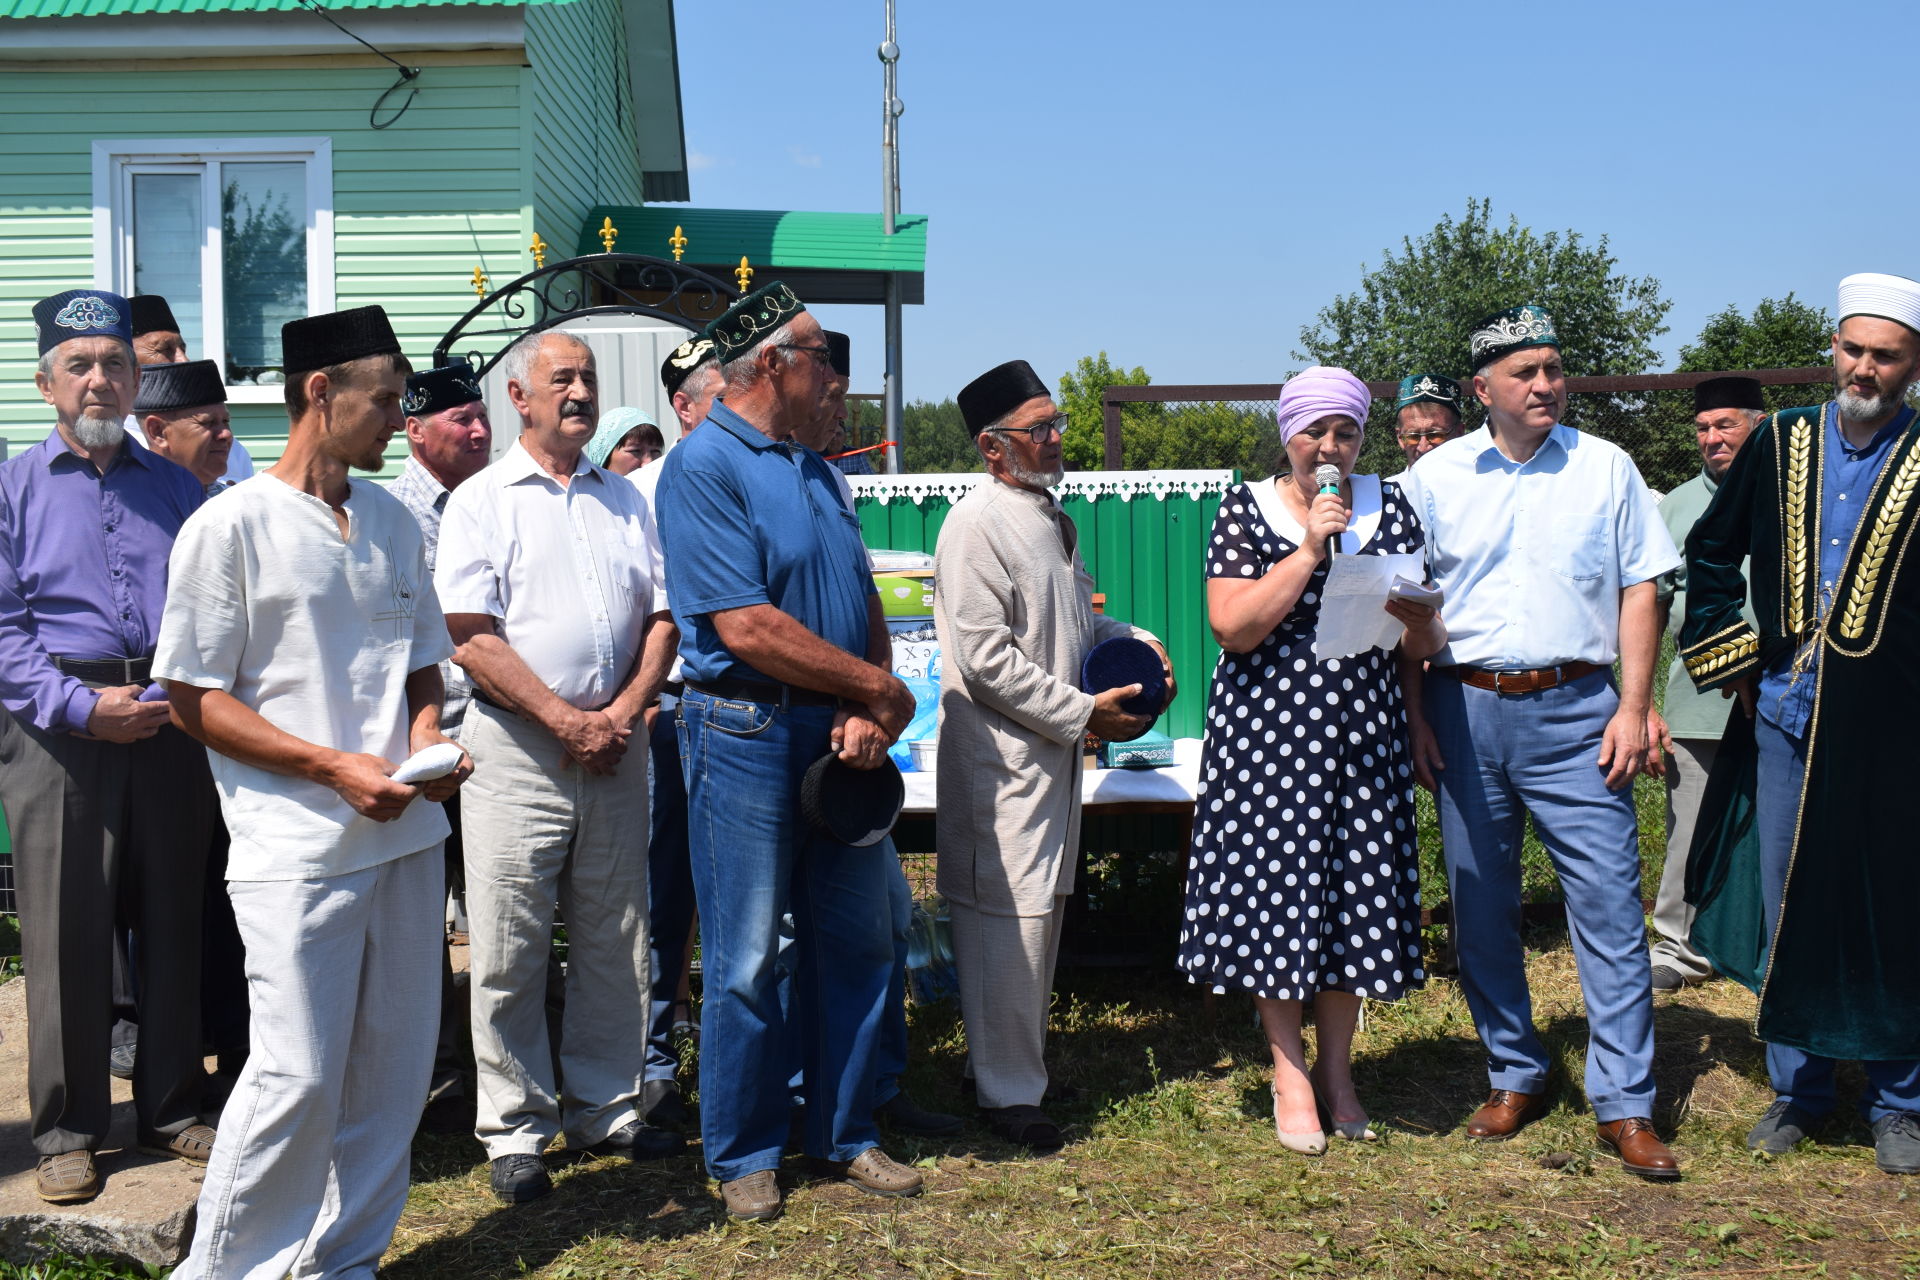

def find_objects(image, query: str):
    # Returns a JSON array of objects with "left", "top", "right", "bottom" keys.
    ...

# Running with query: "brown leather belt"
[{"left": 1436, "top": 661, "right": 1604, "bottom": 696}]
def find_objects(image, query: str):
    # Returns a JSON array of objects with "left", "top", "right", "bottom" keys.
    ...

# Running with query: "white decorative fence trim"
[{"left": 848, "top": 469, "right": 1239, "bottom": 504}]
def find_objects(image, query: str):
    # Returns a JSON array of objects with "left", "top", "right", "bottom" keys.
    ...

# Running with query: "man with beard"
[
  {"left": 1646, "top": 376, "right": 1764, "bottom": 992},
  {"left": 391, "top": 362, "right": 494, "bottom": 1107},
  {"left": 157, "top": 304, "right": 470, "bottom": 1275},
  {"left": 1680, "top": 273, "right": 1920, "bottom": 1176},
  {"left": 123, "top": 294, "right": 256, "bottom": 485},
  {"left": 932, "top": 359, "right": 1174, "bottom": 1149},
  {"left": 0, "top": 288, "right": 218, "bottom": 1203},
  {"left": 654, "top": 283, "right": 921, "bottom": 1220},
  {"left": 438, "top": 331, "right": 682, "bottom": 1203}
]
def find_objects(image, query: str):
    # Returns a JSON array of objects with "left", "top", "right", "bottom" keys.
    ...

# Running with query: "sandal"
[
  {"left": 981, "top": 1104, "right": 1063, "bottom": 1150},
  {"left": 669, "top": 998, "right": 699, "bottom": 1042},
  {"left": 140, "top": 1122, "right": 217, "bottom": 1166}
]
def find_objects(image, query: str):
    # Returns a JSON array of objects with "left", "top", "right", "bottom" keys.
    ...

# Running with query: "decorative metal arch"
[{"left": 432, "top": 253, "right": 740, "bottom": 377}]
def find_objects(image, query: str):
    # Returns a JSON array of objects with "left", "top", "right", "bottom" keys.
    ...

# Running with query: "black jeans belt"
[
  {"left": 54, "top": 655, "right": 152, "bottom": 684},
  {"left": 470, "top": 686, "right": 508, "bottom": 712},
  {"left": 662, "top": 680, "right": 685, "bottom": 698},
  {"left": 685, "top": 677, "right": 839, "bottom": 708}
]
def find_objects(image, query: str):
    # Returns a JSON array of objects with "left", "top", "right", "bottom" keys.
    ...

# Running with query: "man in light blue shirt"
[{"left": 1401, "top": 305, "right": 1681, "bottom": 1180}]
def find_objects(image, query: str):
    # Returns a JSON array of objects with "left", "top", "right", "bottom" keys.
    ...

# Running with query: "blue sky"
[{"left": 671, "top": 0, "right": 1916, "bottom": 404}]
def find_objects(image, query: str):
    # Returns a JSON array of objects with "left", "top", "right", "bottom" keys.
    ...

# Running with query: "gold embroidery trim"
[
  {"left": 1783, "top": 413, "right": 1812, "bottom": 636},
  {"left": 1681, "top": 630, "right": 1759, "bottom": 679},
  {"left": 1837, "top": 440, "right": 1920, "bottom": 640}
]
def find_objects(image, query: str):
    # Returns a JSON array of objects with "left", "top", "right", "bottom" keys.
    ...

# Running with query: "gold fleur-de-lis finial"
[
  {"left": 669, "top": 224, "right": 687, "bottom": 262},
  {"left": 530, "top": 232, "right": 548, "bottom": 269},
  {"left": 736, "top": 256, "right": 754, "bottom": 294},
  {"left": 599, "top": 216, "right": 618, "bottom": 253},
  {"left": 471, "top": 266, "right": 489, "bottom": 297}
]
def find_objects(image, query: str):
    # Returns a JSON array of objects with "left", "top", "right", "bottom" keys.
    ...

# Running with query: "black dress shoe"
[
  {"left": 877, "top": 1090, "right": 964, "bottom": 1137},
  {"left": 587, "top": 1118, "right": 685, "bottom": 1161},
  {"left": 490, "top": 1153, "right": 552, "bottom": 1204},
  {"left": 639, "top": 1078, "right": 693, "bottom": 1130}
]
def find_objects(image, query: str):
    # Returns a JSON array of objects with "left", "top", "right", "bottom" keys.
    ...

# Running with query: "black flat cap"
[
  {"left": 282, "top": 305, "right": 402, "bottom": 377},
  {"left": 129, "top": 295, "right": 181, "bottom": 338},
  {"left": 134, "top": 359, "right": 226, "bottom": 413},
  {"left": 1081, "top": 636, "right": 1165, "bottom": 739},
  {"left": 958, "top": 359, "right": 1050, "bottom": 436}
]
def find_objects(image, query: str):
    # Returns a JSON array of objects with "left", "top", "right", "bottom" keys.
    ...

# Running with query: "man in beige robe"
[{"left": 933, "top": 359, "right": 1173, "bottom": 1148}]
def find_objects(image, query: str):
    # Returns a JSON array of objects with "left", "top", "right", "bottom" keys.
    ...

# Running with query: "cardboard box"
[
  {"left": 874, "top": 569, "right": 934, "bottom": 619},
  {"left": 1099, "top": 728, "right": 1175, "bottom": 770}
]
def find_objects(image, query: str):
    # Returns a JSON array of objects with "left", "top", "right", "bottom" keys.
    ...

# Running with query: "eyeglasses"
[
  {"left": 989, "top": 414, "right": 1069, "bottom": 443},
  {"left": 1397, "top": 431, "right": 1454, "bottom": 444},
  {"left": 777, "top": 343, "right": 835, "bottom": 367}
]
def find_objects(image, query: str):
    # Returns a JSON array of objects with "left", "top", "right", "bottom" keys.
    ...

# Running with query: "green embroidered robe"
[{"left": 1680, "top": 402, "right": 1920, "bottom": 1060}]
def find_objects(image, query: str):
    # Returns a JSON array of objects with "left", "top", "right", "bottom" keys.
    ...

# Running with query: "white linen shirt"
[
  {"left": 1399, "top": 423, "right": 1679, "bottom": 669},
  {"left": 435, "top": 438, "right": 665, "bottom": 709},
  {"left": 154, "top": 473, "right": 454, "bottom": 881}
]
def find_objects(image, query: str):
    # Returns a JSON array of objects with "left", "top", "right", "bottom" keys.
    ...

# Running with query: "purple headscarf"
[{"left": 1276, "top": 366, "right": 1372, "bottom": 444}]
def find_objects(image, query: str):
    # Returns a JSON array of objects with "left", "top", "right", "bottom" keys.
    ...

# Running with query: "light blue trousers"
[{"left": 1425, "top": 670, "right": 1656, "bottom": 1122}]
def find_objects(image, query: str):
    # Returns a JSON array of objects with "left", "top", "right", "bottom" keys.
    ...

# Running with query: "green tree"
[
  {"left": 1296, "top": 198, "right": 1672, "bottom": 441},
  {"left": 1677, "top": 294, "right": 1833, "bottom": 373},
  {"left": 1057, "top": 351, "right": 1150, "bottom": 470},
  {"left": 900, "top": 397, "right": 978, "bottom": 473}
]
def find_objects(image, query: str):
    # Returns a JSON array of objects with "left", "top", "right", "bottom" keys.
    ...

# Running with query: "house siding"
[
  {"left": 0, "top": 62, "right": 528, "bottom": 472},
  {"left": 524, "top": 0, "right": 645, "bottom": 261}
]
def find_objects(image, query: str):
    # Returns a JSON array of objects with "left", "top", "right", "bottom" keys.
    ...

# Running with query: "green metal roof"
[
  {"left": 578, "top": 205, "right": 927, "bottom": 305},
  {"left": 2, "top": 0, "right": 574, "bottom": 17}
]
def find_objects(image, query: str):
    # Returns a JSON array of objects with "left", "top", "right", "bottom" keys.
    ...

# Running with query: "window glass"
[
  {"left": 131, "top": 172, "right": 204, "bottom": 357},
  {"left": 221, "top": 161, "right": 307, "bottom": 385}
]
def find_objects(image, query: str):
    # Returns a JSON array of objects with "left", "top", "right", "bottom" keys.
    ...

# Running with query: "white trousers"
[
  {"left": 460, "top": 701, "right": 651, "bottom": 1158},
  {"left": 950, "top": 896, "right": 1066, "bottom": 1110},
  {"left": 177, "top": 844, "right": 443, "bottom": 1280}
]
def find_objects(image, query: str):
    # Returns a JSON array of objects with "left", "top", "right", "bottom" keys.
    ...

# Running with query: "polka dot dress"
[{"left": 1176, "top": 478, "right": 1427, "bottom": 1002}]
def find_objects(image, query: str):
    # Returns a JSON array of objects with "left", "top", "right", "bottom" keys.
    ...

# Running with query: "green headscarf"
[{"left": 587, "top": 406, "right": 655, "bottom": 468}]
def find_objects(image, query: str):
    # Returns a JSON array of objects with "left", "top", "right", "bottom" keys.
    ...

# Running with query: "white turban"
[{"left": 1838, "top": 272, "right": 1920, "bottom": 336}]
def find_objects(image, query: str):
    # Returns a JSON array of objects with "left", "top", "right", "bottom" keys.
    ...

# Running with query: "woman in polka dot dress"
[{"left": 1177, "top": 367, "right": 1448, "bottom": 1155}]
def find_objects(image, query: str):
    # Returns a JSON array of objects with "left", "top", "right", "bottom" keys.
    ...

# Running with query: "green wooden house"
[{"left": 0, "top": 0, "right": 926, "bottom": 469}]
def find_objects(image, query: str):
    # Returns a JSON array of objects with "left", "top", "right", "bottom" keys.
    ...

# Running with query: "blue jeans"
[
  {"left": 644, "top": 703, "right": 695, "bottom": 1087},
  {"left": 677, "top": 687, "right": 895, "bottom": 1180},
  {"left": 1754, "top": 716, "right": 1920, "bottom": 1122},
  {"left": 1425, "top": 670, "right": 1656, "bottom": 1122}
]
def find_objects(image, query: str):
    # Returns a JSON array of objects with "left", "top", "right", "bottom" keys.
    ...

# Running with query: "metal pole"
[{"left": 879, "top": 1, "right": 903, "bottom": 473}]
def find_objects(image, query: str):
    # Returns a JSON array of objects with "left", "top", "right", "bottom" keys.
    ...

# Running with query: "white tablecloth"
[{"left": 898, "top": 737, "right": 1201, "bottom": 815}]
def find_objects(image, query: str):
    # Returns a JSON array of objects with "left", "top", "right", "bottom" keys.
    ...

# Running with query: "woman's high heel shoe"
[
  {"left": 1273, "top": 1088, "right": 1327, "bottom": 1156},
  {"left": 1314, "top": 1089, "right": 1378, "bottom": 1142}
]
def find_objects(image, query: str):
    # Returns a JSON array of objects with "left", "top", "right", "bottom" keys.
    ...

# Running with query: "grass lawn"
[{"left": 369, "top": 930, "right": 1916, "bottom": 1280}]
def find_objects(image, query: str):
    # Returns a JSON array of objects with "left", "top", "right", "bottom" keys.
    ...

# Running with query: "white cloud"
[
  {"left": 686, "top": 150, "right": 717, "bottom": 172},
  {"left": 788, "top": 146, "right": 823, "bottom": 169}
]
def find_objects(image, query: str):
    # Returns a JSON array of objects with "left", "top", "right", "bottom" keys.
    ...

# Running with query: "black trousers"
[{"left": 0, "top": 709, "right": 218, "bottom": 1154}]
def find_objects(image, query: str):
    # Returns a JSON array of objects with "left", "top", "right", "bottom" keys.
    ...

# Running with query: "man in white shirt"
[
  {"left": 437, "top": 329, "right": 681, "bottom": 1204},
  {"left": 1400, "top": 305, "right": 1682, "bottom": 1180},
  {"left": 157, "top": 304, "right": 471, "bottom": 1277}
]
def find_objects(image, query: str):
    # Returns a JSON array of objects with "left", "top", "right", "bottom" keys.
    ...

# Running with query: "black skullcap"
[
  {"left": 403, "top": 362, "right": 484, "bottom": 418},
  {"left": 709, "top": 281, "right": 806, "bottom": 364},
  {"left": 957, "top": 359, "right": 1051, "bottom": 436},
  {"left": 1081, "top": 637, "right": 1167, "bottom": 736},
  {"left": 824, "top": 330, "right": 851, "bottom": 379},
  {"left": 660, "top": 333, "right": 716, "bottom": 396},
  {"left": 134, "top": 359, "right": 226, "bottom": 413},
  {"left": 1692, "top": 376, "right": 1765, "bottom": 415},
  {"left": 281, "top": 305, "right": 402, "bottom": 377},
  {"left": 129, "top": 294, "right": 181, "bottom": 338},
  {"left": 1468, "top": 304, "right": 1559, "bottom": 371},
  {"left": 33, "top": 289, "right": 133, "bottom": 355},
  {"left": 799, "top": 752, "right": 905, "bottom": 848}
]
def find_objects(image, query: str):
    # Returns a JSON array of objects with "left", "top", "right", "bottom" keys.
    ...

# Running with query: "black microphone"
[{"left": 1314, "top": 464, "right": 1342, "bottom": 559}]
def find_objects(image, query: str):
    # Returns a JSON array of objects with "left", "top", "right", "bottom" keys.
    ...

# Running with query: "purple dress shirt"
[{"left": 0, "top": 429, "right": 204, "bottom": 732}]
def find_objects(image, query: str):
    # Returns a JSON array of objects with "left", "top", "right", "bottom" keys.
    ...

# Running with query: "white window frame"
[{"left": 92, "top": 137, "right": 335, "bottom": 405}]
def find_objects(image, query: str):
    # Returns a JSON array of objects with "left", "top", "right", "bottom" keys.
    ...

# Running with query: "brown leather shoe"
[
  {"left": 140, "top": 1122, "right": 217, "bottom": 1166},
  {"left": 36, "top": 1151, "right": 99, "bottom": 1204},
  {"left": 720, "top": 1169, "right": 782, "bottom": 1221},
  {"left": 1464, "top": 1089, "right": 1550, "bottom": 1140},
  {"left": 1597, "top": 1117, "right": 1680, "bottom": 1181},
  {"left": 836, "top": 1147, "right": 924, "bottom": 1198}
]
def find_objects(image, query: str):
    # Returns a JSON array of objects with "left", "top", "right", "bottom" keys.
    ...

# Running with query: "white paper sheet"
[{"left": 1312, "top": 552, "right": 1426, "bottom": 661}]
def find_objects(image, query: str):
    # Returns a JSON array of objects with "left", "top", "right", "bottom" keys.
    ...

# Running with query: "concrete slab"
[{"left": 0, "top": 977, "right": 204, "bottom": 1270}]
